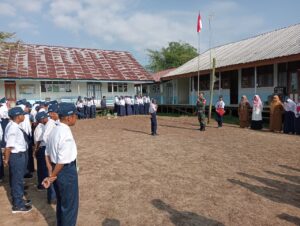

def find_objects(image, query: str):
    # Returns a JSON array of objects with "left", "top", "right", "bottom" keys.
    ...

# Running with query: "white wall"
[{"left": 1, "top": 80, "right": 137, "bottom": 105}]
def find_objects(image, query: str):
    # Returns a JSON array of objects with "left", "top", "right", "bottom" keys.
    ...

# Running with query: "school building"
[
  {"left": 157, "top": 23, "right": 300, "bottom": 107},
  {"left": 0, "top": 43, "right": 154, "bottom": 106}
]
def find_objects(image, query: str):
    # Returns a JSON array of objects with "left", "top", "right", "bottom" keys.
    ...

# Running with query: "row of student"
[
  {"left": 75, "top": 96, "right": 97, "bottom": 119},
  {"left": 0, "top": 97, "right": 79, "bottom": 225},
  {"left": 114, "top": 95, "right": 151, "bottom": 116},
  {"left": 238, "top": 94, "right": 300, "bottom": 134},
  {"left": 196, "top": 93, "right": 300, "bottom": 135}
]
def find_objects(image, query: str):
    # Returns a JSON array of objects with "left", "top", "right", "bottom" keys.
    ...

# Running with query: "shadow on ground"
[
  {"left": 102, "top": 218, "right": 120, "bottom": 226},
  {"left": 151, "top": 199, "right": 225, "bottom": 226}
]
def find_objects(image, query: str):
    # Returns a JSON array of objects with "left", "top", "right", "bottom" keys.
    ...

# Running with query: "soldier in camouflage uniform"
[{"left": 196, "top": 92, "right": 206, "bottom": 131}]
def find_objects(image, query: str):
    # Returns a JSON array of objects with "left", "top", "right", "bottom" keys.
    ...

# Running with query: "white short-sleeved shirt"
[
  {"left": 0, "top": 105, "right": 9, "bottom": 119},
  {"left": 19, "top": 114, "right": 32, "bottom": 136},
  {"left": 46, "top": 123, "right": 77, "bottom": 164},
  {"left": 215, "top": 100, "right": 225, "bottom": 109},
  {"left": 119, "top": 99, "right": 125, "bottom": 106},
  {"left": 43, "top": 119, "right": 57, "bottom": 147},
  {"left": 34, "top": 123, "right": 46, "bottom": 146},
  {"left": 149, "top": 103, "right": 157, "bottom": 114},
  {"left": 5, "top": 121, "right": 27, "bottom": 153}
]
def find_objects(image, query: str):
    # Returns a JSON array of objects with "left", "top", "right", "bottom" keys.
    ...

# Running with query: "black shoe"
[
  {"left": 24, "top": 199, "right": 32, "bottom": 207},
  {"left": 12, "top": 205, "right": 32, "bottom": 213},
  {"left": 24, "top": 173, "right": 33, "bottom": 179}
]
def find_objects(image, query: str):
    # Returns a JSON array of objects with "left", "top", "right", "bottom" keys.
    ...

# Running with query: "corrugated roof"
[
  {"left": 163, "top": 23, "right": 300, "bottom": 79},
  {"left": 152, "top": 68, "right": 176, "bottom": 82},
  {"left": 0, "top": 43, "right": 153, "bottom": 81}
]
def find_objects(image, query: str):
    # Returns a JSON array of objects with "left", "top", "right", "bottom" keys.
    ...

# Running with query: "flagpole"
[
  {"left": 197, "top": 30, "right": 200, "bottom": 96},
  {"left": 197, "top": 11, "right": 201, "bottom": 96}
]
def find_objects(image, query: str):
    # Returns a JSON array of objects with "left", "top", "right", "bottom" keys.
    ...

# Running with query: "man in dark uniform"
[{"left": 196, "top": 92, "right": 206, "bottom": 131}]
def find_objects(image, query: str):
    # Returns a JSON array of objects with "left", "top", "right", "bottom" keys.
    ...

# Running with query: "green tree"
[
  {"left": 0, "top": 32, "right": 21, "bottom": 65},
  {"left": 146, "top": 41, "right": 198, "bottom": 72}
]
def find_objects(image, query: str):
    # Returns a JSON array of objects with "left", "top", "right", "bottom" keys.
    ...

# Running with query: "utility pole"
[{"left": 208, "top": 58, "right": 216, "bottom": 124}]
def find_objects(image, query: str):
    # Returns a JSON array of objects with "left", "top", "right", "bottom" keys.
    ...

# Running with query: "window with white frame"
[
  {"left": 41, "top": 81, "right": 71, "bottom": 93},
  {"left": 108, "top": 83, "right": 128, "bottom": 93}
]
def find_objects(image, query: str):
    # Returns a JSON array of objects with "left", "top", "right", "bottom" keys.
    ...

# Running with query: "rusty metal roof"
[
  {"left": 0, "top": 43, "right": 153, "bottom": 81},
  {"left": 163, "top": 23, "right": 300, "bottom": 79}
]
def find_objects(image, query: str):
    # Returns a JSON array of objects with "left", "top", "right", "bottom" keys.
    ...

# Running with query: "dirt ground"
[{"left": 0, "top": 115, "right": 300, "bottom": 226}]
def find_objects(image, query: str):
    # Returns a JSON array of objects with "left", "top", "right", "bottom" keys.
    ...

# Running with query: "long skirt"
[
  {"left": 120, "top": 105, "right": 126, "bottom": 116},
  {"left": 126, "top": 104, "right": 132, "bottom": 115},
  {"left": 283, "top": 111, "right": 295, "bottom": 134},
  {"left": 251, "top": 120, "right": 263, "bottom": 130}
]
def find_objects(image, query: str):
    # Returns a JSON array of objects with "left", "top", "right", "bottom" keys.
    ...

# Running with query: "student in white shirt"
[
  {"left": 119, "top": 96, "right": 126, "bottom": 116},
  {"left": 149, "top": 99, "right": 158, "bottom": 135},
  {"left": 134, "top": 95, "right": 139, "bottom": 115},
  {"left": 34, "top": 111, "right": 48, "bottom": 191},
  {"left": 215, "top": 95, "right": 225, "bottom": 128},
  {"left": 41, "top": 106, "right": 58, "bottom": 204},
  {"left": 4, "top": 107, "right": 32, "bottom": 213},
  {"left": 42, "top": 102, "right": 79, "bottom": 226},
  {"left": 0, "top": 97, "right": 9, "bottom": 181},
  {"left": 17, "top": 101, "right": 34, "bottom": 178}
]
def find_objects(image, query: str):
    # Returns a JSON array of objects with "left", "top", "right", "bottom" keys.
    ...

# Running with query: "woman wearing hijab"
[
  {"left": 283, "top": 97, "right": 296, "bottom": 134},
  {"left": 251, "top": 95, "right": 263, "bottom": 130},
  {"left": 238, "top": 95, "right": 251, "bottom": 128},
  {"left": 269, "top": 95, "right": 284, "bottom": 132}
]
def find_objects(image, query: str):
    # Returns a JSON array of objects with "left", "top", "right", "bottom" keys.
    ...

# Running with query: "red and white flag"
[{"left": 197, "top": 13, "right": 202, "bottom": 33}]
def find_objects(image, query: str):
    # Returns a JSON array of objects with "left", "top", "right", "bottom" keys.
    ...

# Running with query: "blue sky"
[{"left": 0, "top": 0, "right": 300, "bottom": 66}]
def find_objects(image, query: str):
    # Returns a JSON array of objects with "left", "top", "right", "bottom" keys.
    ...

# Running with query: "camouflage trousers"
[{"left": 197, "top": 111, "right": 206, "bottom": 126}]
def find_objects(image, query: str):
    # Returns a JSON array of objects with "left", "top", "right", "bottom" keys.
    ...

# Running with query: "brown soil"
[{"left": 0, "top": 115, "right": 300, "bottom": 226}]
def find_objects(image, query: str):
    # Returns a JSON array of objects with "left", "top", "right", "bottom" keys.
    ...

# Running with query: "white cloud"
[
  {"left": 47, "top": 0, "right": 197, "bottom": 53},
  {"left": 10, "top": 0, "right": 48, "bottom": 13},
  {"left": 8, "top": 18, "right": 40, "bottom": 36},
  {"left": 9, "top": 20, "right": 36, "bottom": 29},
  {"left": 0, "top": 2, "right": 16, "bottom": 16},
  {"left": 200, "top": 0, "right": 266, "bottom": 51}
]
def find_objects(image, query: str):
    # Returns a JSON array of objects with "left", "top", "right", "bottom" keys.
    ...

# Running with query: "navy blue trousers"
[
  {"left": 9, "top": 152, "right": 26, "bottom": 208},
  {"left": 134, "top": 104, "right": 139, "bottom": 115},
  {"left": 126, "top": 105, "right": 132, "bottom": 115},
  {"left": 77, "top": 107, "right": 84, "bottom": 119},
  {"left": 1, "top": 119, "right": 10, "bottom": 179},
  {"left": 144, "top": 103, "right": 150, "bottom": 115},
  {"left": 36, "top": 146, "right": 48, "bottom": 188},
  {"left": 151, "top": 113, "right": 157, "bottom": 134},
  {"left": 216, "top": 113, "right": 223, "bottom": 127},
  {"left": 120, "top": 106, "right": 126, "bottom": 116},
  {"left": 53, "top": 161, "right": 78, "bottom": 226},
  {"left": 90, "top": 105, "right": 96, "bottom": 118},
  {"left": 139, "top": 104, "right": 144, "bottom": 114},
  {"left": 27, "top": 138, "right": 35, "bottom": 173}
]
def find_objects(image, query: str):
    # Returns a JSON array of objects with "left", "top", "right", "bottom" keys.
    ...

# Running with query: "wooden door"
[{"left": 4, "top": 81, "right": 16, "bottom": 105}]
